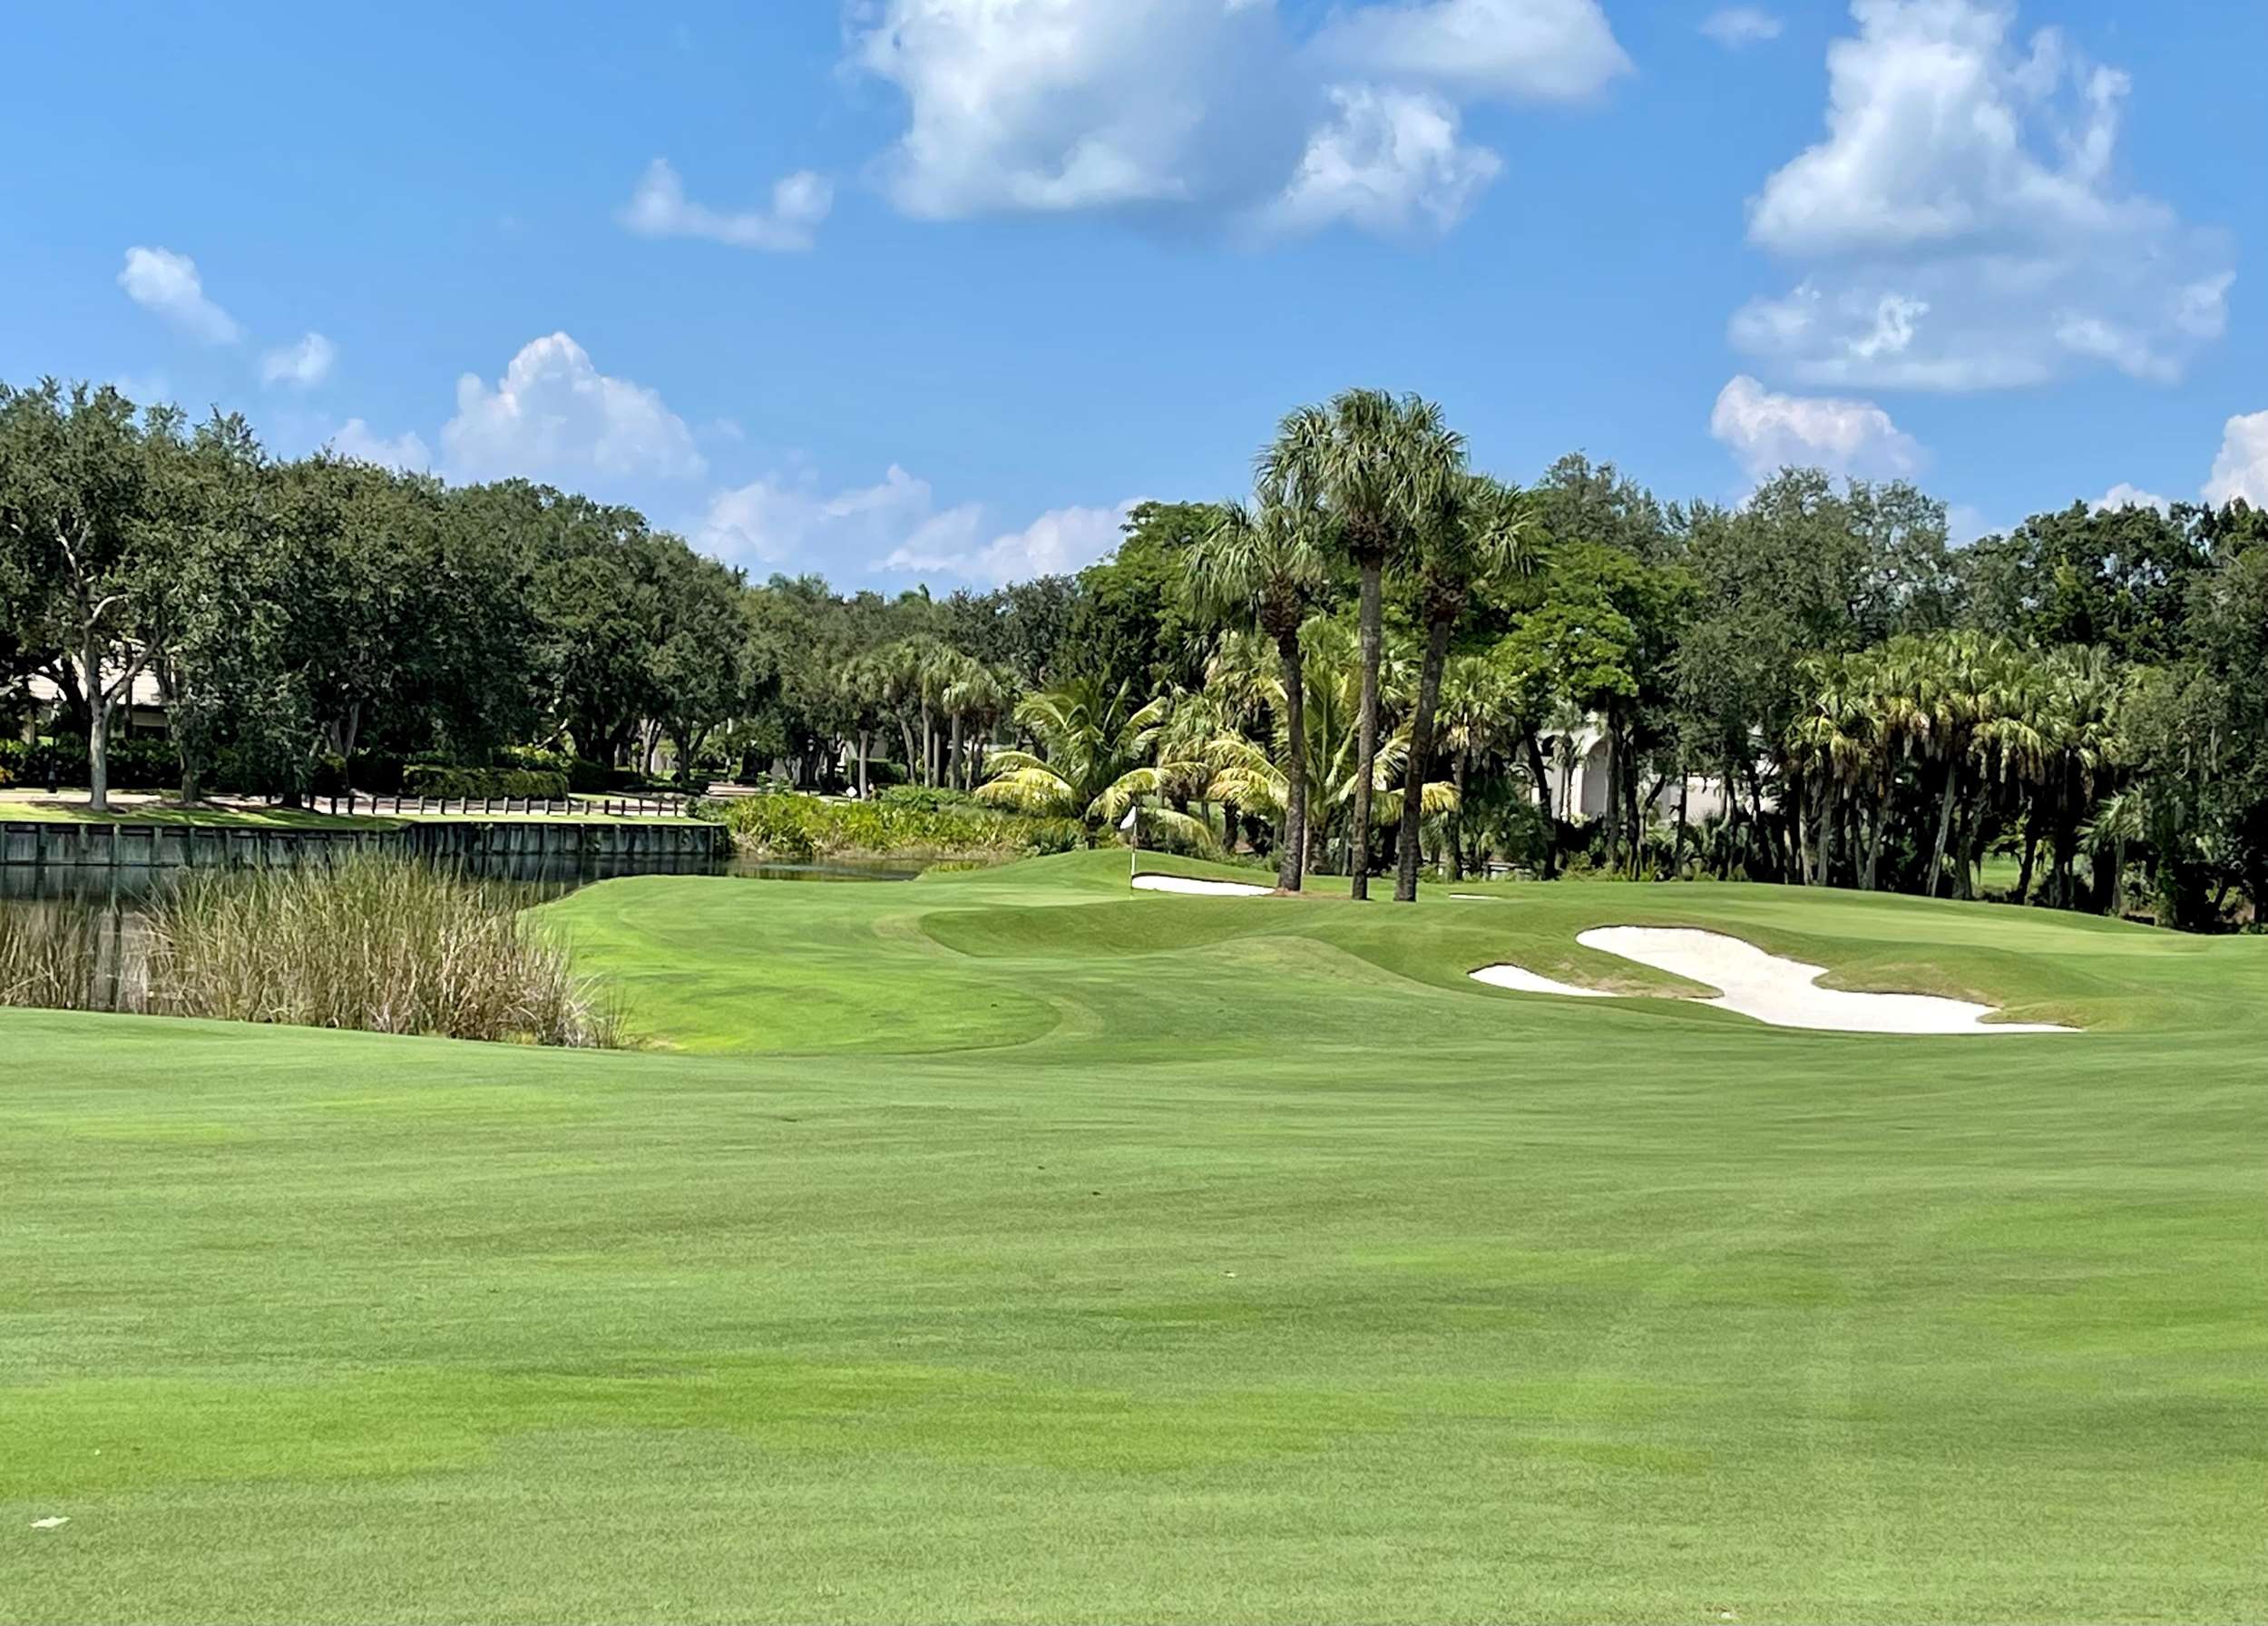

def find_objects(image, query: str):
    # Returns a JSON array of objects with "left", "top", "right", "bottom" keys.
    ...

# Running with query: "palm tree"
[
  {"left": 1435, "top": 654, "right": 1505, "bottom": 882},
  {"left": 1264, "top": 389, "right": 1464, "bottom": 898},
  {"left": 1203, "top": 616, "right": 1441, "bottom": 874},
  {"left": 977, "top": 675, "right": 1212, "bottom": 847},
  {"left": 939, "top": 653, "right": 1010, "bottom": 790},
  {"left": 1393, "top": 475, "right": 1533, "bottom": 901},
  {"left": 1186, "top": 488, "right": 1333, "bottom": 891}
]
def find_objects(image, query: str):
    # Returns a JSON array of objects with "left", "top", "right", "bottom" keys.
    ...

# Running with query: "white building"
[
  {"left": 1536, "top": 719, "right": 1735, "bottom": 827},
  {"left": 16, "top": 664, "right": 170, "bottom": 741}
]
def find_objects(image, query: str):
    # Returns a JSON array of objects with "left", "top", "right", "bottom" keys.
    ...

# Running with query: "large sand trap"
[
  {"left": 1130, "top": 873, "right": 1274, "bottom": 898},
  {"left": 1471, "top": 926, "right": 2075, "bottom": 1034}
]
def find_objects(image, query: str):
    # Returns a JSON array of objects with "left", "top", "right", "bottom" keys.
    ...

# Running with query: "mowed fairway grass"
[{"left": 4, "top": 850, "right": 2261, "bottom": 1623}]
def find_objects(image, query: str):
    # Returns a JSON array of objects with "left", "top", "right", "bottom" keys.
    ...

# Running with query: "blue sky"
[{"left": 4, "top": 1, "right": 2263, "bottom": 587}]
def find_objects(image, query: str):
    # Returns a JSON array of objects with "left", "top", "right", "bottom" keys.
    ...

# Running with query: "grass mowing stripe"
[{"left": 3, "top": 849, "right": 2261, "bottom": 1621}]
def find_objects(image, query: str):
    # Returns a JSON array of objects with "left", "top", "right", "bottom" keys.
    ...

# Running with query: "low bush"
[
  {"left": 719, "top": 792, "right": 1081, "bottom": 861},
  {"left": 501, "top": 747, "right": 618, "bottom": 793},
  {"left": 0, "top": 736, "right": 178, "bottom": 790},
  {"left": 401, "top": 765, "right": 571, "bottom": 801},
  {"left": 875, "top": 784, "right": 981, "bottom": 812}
]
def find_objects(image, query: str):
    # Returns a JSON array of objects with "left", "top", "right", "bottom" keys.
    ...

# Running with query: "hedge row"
[
  {"left": 400, "top": 765, "right": 572, "bottom": 801},
  {"left": 718, "top": 793, "right": 1083, "bottom": 861}
]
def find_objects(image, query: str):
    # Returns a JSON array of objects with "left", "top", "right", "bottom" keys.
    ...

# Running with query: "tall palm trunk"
[
  {"left": 1814, "top": 775, "right": 1833, "bottom": 886},
  {"left": 1349, "top": 553, "right": 1385, "bottom": 900},
  {"left": 1394, "top": 615, "right": 1452, "bottom": 902},
  {"left": 1449, "top": 749, "right": 1470, "bottom": 882},
  {"left": 1604, "top": 718, "right": 1624, "bottom": 874},
  {"left": 1275, "top": 628, "right": 1307, "bottom": 894},
  {"left": 1956, "top": 778, "right": 1991, "bottom": 899},
  {"left": 1929, "top": 758, "right": 1960, "bottom": 897},
  {"left": 1864, "top": 770, "right": 1893, "bottom": 891},
  {"left": 949, "top": 711, "right": 964, "bottom": 792},
  {"left": 1523, "top": 730, "right": 1558, "bottom": 880}
]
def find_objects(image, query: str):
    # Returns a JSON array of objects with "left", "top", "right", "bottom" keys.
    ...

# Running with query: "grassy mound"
[{"left": 3, "top": 851, "right": 2260, "bottom": 1621}]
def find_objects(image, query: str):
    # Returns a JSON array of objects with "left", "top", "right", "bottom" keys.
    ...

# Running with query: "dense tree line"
[{"left": 4, "top": 376, "right": 2264, "bottom": 927}]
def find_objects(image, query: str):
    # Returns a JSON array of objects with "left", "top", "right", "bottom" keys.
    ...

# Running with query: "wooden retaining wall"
[{"left": 0, "top": 818, "right": 729, "bottom": 868}]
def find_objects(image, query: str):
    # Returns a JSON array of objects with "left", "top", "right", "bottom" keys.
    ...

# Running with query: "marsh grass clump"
[
  {"left": 142, "top": 857, "right": 619, "bottom": 1047},
  {"left": 0, "top": 898, "right": 115, "bottom": 1012}
]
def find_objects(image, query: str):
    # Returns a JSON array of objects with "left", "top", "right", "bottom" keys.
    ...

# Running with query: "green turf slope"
[{"left": 3, "top": 849, "right": 2261, "bottom": 1623}]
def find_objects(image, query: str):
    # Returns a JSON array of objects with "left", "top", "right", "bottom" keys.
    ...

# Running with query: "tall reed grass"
[
  {"left": 0, "top": 898, "right": 116, "bottom": 1012},
  {"left": 0, "top": 857, "right": 619, "bottom": 1048}
]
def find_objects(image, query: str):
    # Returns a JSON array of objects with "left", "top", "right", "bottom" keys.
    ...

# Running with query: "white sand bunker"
[
  {"left": 1472, "top": 926, "right": 2074, "bottom": 1035},
  {"left": 1130, "top": 873, "right": 1274, "bottom": 898},
  {"left": 1470, "top": 964, "right": 1615, "bottom": 999}
]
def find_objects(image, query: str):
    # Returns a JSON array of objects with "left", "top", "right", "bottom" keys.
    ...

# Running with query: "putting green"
[{"left": 4, "top": 850, "right": 2261, "bottom": 1622}]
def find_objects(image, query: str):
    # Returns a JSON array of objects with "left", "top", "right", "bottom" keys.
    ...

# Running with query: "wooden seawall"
[{"left": 0, "top": 819, "right": 732, "bottom": 868}]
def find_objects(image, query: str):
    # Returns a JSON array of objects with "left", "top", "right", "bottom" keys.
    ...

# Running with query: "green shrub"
[
  {"left": 719, "top": 792, "right": 1080, "bottom": 860},
  {"left": 875, "top": 784, "right": 980, "bottom": 812},
  {"left": 0, "top": 736, "right": 173, "bottom": 789},
  {"left": 402, "top": 765, "right": 571, "bottom": 800}
]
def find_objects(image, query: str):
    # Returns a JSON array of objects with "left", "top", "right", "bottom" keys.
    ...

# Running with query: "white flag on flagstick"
[{"left": 1119, "top": 806, "right": 1139, "bottom": 832}]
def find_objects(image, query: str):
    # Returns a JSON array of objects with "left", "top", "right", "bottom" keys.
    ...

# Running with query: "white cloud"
[
  {"left": 1265, "top": 86, "right": 1501, "bottom": 238},
  {"left": 2205, "top": 412, "right": 2268, "bottom": 509},
  {"left": 1945, "top": 504, "right": 2000, "bottom": 545},
  {"left": 2094, "top": 483, "right": 2170, "bottom": 516},
  {"left": 620, "top": 159, "right": 833, "bottom": 252},
  {"left": 1709, "top": 373, "right": 1923, "bottom": 481},
  {"left": 851, "top": 0, "right": 1305, "bottom": 219},
  {"left": 260, "top": 331, "right": 337, "bottom": 390},
  {"left": 695, "top": 462, "right": 1132, "bottom": 584},
  {"left": 846, "top": 0, "right": 1623, "bottom": 237},
  {"left": 883, "top": 500, "right": 1139, "bottom": 584},
  {"left": 117, "top": 247, "right": 240, "bottom": 345},
  {"left": 699, "top": 465, "right": 980, "bottom": 568},
  {"left": 1732, "top": 1, "right": 2233, "bottom": 391},
  {"left": 327, "top": 419, "right": 433, "bottom": 473},
  {"left": 442, "top": 333, "right": 704, "bottom": 483},
  {"left": 1701, "top": 7, "right": 1783, "bottom": 47},
  {"left": 1310, "top": 0, "right": 1631, "bottom": 103}
]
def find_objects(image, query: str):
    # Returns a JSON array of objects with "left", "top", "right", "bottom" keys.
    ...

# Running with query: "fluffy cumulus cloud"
[
  {"left": 2206, "top": 411, "right": 2268, "bottom": 509},
  {"left": 1700, "top": 7, "right": 1783, "bottom": 47},
  {"left": 1309, "top": 0, "right": 1631, "bottom": 103},
  {"left": 882, "top": 500, "right": 1139, "bottom": 584},
  {"left": 442, "top": 333, "right": 704, "bottom": 483},
  {"left": 1709, "top": 373, "right": 1923, "bottom": 481},
  {"left": 1730, "top": 0, "right": 2234, "bottom": 391},
  {"left": 695, "top": 463, "right": 1132, "bottom": 584},
  {"left": 698, "top": 465, "right": 981, "bottom": 569},
  {"left": 117, "top": 247, "right": 240, "bottom": 345},
  {"left": 1266, "top": 86, "right": 1502, "bottom": 238},
  {"left": 846, "top": 0, "right": 1629, "bottom": 239},
  {"left": 620, "top": 159, "right": 833, "bottom": 251},
  {"left": 2094, "top": 482, "right": 2170, "bottom": 516},
  {"left": 260, "top": 331, "right": 337, "bottom": 389},
  {"left": 327, "top": 419, "right": 433, "bottom": 473}
]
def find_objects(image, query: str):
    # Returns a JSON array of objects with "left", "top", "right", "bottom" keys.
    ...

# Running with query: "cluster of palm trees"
[
  {"left": 836, "top": 638, "right": 1012, "bottom": 798},
  {"left": 1789, "top": 632, "right": 2125, "bottom": 905},
  {"left": 973, "top": 392, "right": 1533, "bottom": 902},
  {"left": 1176, "top": 390, "right": 1530, "bottom": 901}
]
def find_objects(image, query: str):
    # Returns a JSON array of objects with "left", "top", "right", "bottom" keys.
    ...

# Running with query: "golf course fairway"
[{"left": 4, "top": 849, "right": 2261, "bottom": 1622}]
